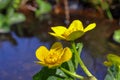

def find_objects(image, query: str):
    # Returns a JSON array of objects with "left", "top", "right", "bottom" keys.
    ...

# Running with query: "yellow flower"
[
  {"left": 104, "top": 54, "right": 120, "bottom": 67},
  {"left": 35, "top": 42, "right": 72, "bottom": 68},
  {"left": 49, "top": 20, "right": 96, "bottom": 41}
]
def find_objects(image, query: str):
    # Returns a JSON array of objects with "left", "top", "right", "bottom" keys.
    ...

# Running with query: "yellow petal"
[
  {"left": 37, "top": 61, "right": 60, "bottom": 68},
  {"left": 51, "top": 42, "right": 62, "bottom": 48},
  {"left": 48, "top": 63, "right": 61, "bottom": 68},
  {"left": 66, "top": 31, "right": 84, "bottom": 41},
  {"left": 61, "top": 47, "right": 72, "bottom": 62},
  {"left": 49, "top": 32, "right": 66, "bottom": 40},
  {"left": 36, "top": 46, "right": 49, "bottom": 61},
  {"left": 68, "top": 20, "right": 84, "bottom": 31},
  {"left": 50, "top": 42, "right": 63, "bottom": 52},
  {"left": 84, "top": 23, "right": 96, "bottom": 32},
  {"left": 107, "top": 54, "right": 120, "bottom": 65},
  {"left": 36, "top": 61, "right": 47, "bottom": 66},
  {"left": 51, "top": 26, "right": 67, "bottom": 34},
  {"left": 103, "top": 61, "right": 112, "bottom": 67}
]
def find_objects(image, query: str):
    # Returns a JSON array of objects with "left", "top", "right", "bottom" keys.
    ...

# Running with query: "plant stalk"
[
  {"left": 60, "top": 67, "right": 84, "bottom": 79},
  {"left": 71, "top": 41, "right": 96, "bottom": 78}
]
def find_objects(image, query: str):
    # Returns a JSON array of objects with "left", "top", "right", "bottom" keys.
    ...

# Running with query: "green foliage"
[
  {"left": 100, "top": 1, "right": 109, "bottom": 10},
  {"left": 104, "top": 65, "right": 120, "bottom": 80},
  {"left": 33, "top": 67, "right": 73, "bottom": 80},
  {"left": 13, "top": 0, "right": 21, "bottom": 9},
  {"left": 82, "top": 0, "right": 113, "bottom": 20},
  {"left": 104, "top": 54, "right": 120, "bottom": 80},
  {"left": 0, "top": 0, "right": 25, "bottom": 33},
  {"left": 35, "top": 0, "right": 52, "bottom": 17},
  {"left": 7, "top": 8, "right": 25, "bottom": 25},
  {"left": 33, "top": 67, "right": 56, "bottom": 80},
  {"left": 0, "top": 0, "right": 11, "bottom": 9},
  {"left": 113, "top": 29, "right": 120, "bottom": 43}
]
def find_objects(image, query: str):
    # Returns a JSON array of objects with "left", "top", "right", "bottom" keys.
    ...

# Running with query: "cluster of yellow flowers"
[{"left": 35, "top": 20, "right": 96, "bottom": 68}]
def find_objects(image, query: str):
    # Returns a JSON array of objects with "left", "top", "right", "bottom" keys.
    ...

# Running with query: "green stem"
[
  {"left": 106, "top": 8, "right": 113, "bottom": 21},
  {"left": 71, "top": 41, "right": 93, "bottom": 77},
  {"left": 67, "top": 60, "right": 75, "bottom": 72},
  {"left": 60, "top": 67, "right": 84, "bottom": 79}
]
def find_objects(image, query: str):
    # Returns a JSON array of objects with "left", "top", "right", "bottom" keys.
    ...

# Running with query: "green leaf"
[
  {"left": 35, "top": 0, "right": 51, "bottom": 16},
  {"left": 7, "top": 13, "right": 25, "bottom": 25},
  {"left": 101, "top": 1, "right": 109, "bottom": 10},
  {"left": 0, "top": 0, "right": 11, "bottom": 9},
  {"left": 46, "top": 69, "right": 67, "bottom": 80},
  {"left": 104, "top": 65, "right": 120, "bottom": 80},
  {"left": 113, "top": 29, "right": 120, "bottom": 43},
  {"left": 33, "top": 67, "right": 74, "bottom": 80},
  {"left": 104, "top": 74, "right": 114, "bottom": 80},
  {"left": 56, "top": 69, "right": 67, "bottom": 78},
  {"left": 47, "top": 76, "right": 62, "bottom": 80},
  {"left": 33, "top": 67, "right": 56, "bottom": 80},
  {"left": 67, "top": 60, "right": 75, "bottom": 72},
  {"left": 40, "top": 1, "right": 51, "bottom": 14},
  {"left": 13, "top": 0, "right": 21, "bottom": 9},
  {"left": 0, "top": 14, "right": 11, "bottom": 33},
  {"left": 5, "top": 7, "right": 25, "bottom": 25},
  {"left": 55, "top": 69, "right": 74, "bottom": 80},
  {"left": 0, "top": 14, "right": 5, "bottom": 28}
]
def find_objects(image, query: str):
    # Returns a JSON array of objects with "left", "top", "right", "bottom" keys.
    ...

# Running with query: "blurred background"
[{"left": 0, "top": 0, "right": 120, "bottom": 80}]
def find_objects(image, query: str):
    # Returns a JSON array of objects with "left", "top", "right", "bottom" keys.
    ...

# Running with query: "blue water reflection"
[{"left": 0, "top": 32, "right": 50, "bottom": 80}]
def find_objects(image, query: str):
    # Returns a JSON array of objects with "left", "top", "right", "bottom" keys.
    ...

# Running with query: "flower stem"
[
  {"left": 67, "top": 60, "right": 75, "bottom": 72},
  {"left": 71, "top": 41, "right": 93, "bottom": 77},
  {"left": 60, "top": 67, "right": 84, "bottom": 79}
]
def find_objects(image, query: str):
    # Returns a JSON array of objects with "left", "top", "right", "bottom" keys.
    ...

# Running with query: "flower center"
[{"left": 44, "top": 52, "right": 59, "bottom": 64}]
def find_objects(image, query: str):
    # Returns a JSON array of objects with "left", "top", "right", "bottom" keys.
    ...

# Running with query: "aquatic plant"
[
  {"left": 104, "top": 54, "right": 120, "bottom": 80},
  {"left": 33, "top": 20, "right": 97, "bottom": 80}
]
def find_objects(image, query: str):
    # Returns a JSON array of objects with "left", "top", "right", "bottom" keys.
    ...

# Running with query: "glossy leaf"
[{"left": 33, "top": 67, "right": 56, "bottom": 80}]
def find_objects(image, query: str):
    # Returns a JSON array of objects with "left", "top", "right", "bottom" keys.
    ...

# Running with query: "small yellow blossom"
[
  {"left": 104, "top": 54, "right": 120, "bottom": 67},
  {"left": 35, "top": 42, "right": 72, "bottom": 68},
  {"left": 49, "top": 20, "right": 96, "bottom": 41}
]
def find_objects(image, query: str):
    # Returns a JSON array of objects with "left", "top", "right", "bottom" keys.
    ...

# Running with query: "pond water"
[
  {"left": 0, "top": 14, "right": 120, "bottom": 80},
  {"left": 0, "top": 32, "right": 50, "bottom": 80}
]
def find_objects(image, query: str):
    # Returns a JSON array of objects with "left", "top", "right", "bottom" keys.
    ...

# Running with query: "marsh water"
[{"left": 0, "top": 14, "right": 120, "bottom": 80}]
